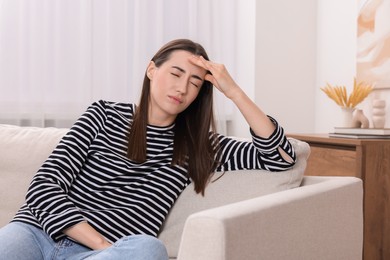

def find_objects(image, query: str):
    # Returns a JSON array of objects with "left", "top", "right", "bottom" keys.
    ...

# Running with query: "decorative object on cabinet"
[
  {"left": 320, "top": 78, "right": 373, "bottom": 108},
  {"left": 340, "top": 107, "right": 356, "bottom": 127},
  {"left": 321, "top": 78, "right": 373, "bottom": 127},
  {"left": 351, "top": 109, "right": 369, "bottom": 128},
  {"left": 372, "top": 99, "right": 386, "bottom": 128}
]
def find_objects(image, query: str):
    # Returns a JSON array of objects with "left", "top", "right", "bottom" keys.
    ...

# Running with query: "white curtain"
[{"left": 0, "top": 0, "right": 247, "bottom": 132}]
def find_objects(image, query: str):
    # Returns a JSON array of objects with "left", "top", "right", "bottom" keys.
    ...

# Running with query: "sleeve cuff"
[{"left": 250, "top": 116, "right": 285, "bottom": 153}]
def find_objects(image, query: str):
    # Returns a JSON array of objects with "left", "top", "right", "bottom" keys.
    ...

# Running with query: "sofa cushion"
[
  {"left": 158, "top": 138, "right": 310, "bottom": 257},
  {"left": 0, "top": 124, "right": 68, "bottom": 226}
]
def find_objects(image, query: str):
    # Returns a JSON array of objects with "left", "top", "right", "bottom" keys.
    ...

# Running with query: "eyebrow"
[{"left": 171, "top": 66, "right": 203, "bottom": 81}]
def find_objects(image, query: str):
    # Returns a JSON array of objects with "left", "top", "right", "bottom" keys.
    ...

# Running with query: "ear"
[{"left": 146, "top": 61, "right": 156, "bottom": 80}]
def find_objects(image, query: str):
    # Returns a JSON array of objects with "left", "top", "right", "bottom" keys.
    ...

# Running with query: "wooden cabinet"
[{"left": 288, "top": 134, "right": 390, "bottom": 260}]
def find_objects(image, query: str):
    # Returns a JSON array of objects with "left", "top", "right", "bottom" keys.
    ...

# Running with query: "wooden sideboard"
[{"left": 288, "top": 134, "right": 390, "bottom": 260}]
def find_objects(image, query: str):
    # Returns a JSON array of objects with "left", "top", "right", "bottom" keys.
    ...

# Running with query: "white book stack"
[{"left": 329, "top": 127, "right": 390, "bottom": 139}]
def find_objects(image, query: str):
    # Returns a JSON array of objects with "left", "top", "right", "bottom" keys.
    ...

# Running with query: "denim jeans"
[{"left": 0, "top": 222, "right": 168, "bottom": 260}]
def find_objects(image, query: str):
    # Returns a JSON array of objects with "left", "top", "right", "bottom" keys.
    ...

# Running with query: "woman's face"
[{"left": 147, "top": 50, "right": 207, "bottom": 126}]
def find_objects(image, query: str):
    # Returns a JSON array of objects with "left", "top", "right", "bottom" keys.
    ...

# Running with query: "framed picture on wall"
[{"left": 357, "top": 0, "right": 390, "bottom": 89}]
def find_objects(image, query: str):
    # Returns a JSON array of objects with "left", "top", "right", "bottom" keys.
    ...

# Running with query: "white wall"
[
  {"left": 227, "top": 0, "right": 256, "bottom": 138},
  {"left": 315, "top": 0, "right": 359, "bottom": 132},
  {"left": 254, "top": 0, "right": 317, "bottom": 134}
]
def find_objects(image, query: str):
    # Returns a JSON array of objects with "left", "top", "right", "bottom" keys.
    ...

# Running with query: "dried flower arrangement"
[{"left": 321, "top": 78, "right": 373, "bottom": 108}]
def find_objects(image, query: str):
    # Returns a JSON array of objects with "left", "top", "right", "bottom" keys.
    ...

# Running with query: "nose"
[{"left": 176, "top": 78, "right": 188, "bottom": 94}]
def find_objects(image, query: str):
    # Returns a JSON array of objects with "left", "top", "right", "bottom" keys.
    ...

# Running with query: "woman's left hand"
[{"left": 189, "top": 55, "right": 241, "bottom": 100}]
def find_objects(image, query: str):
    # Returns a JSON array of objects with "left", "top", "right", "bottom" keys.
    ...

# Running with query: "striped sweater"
[{"left": 13, "top": 100, "right": 296, "bottom": 243}]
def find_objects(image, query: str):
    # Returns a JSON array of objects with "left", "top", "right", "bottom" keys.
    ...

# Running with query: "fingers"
[
  {"left": 188, "top": 55, "right": 229, "bottom": 92},
  {"left": 200, "top": 56, "right": 223, "bottom": 74},
  {"left": 189, "top": 55, "right": 222, "bottom": 72},
  {"left": 189, "top": 55, "right": 216, "bottom": 81},
  {"left": 205, "top": 73, "right": 217, "bottom": 86},
  {"left": 199, "top": 56, "right": 213, "bottom": 69},
  {"left": 189, "top": 55, "right": 210, "bottom": 70}
]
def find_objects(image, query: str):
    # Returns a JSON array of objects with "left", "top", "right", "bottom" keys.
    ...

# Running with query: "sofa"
[{"left": 0, "top": 124, "right": 363, "bottom": 260}]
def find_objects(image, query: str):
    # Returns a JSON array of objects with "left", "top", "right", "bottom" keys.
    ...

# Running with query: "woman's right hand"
[{"left": 64, "top": 222, "right": 112, "bottom": 250}]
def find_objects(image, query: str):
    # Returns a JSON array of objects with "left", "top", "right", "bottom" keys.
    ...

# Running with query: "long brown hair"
[{"left": 127, "top": 39, "right": 220, "bottom": 195}]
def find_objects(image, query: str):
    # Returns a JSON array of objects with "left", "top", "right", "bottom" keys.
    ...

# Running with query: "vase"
[
  {"left": 372, "top": 99, "right": 386, "bottom": 128},
  {"left": 352, "top": 109, "right": 369, "bottom": 128},
  {"left": 340, "top": 107, "right": 355, "bottom": 127}
]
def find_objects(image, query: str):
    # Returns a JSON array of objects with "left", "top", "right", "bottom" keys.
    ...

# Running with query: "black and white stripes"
[{"left": 13, "top": 100, "right": 295, "bottom": 243}]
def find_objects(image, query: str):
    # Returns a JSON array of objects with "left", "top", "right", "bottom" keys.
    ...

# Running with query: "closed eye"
[
  {"left": 190, "top": 82, "right": 200, "bottom": 88},
  {"left": 171, "top": 66, "right": 202, "bottom": 88}
]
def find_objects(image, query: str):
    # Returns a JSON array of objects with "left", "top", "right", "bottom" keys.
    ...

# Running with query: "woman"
[{"left": 0, "top": 39, "right": 295, "bottom": 259}]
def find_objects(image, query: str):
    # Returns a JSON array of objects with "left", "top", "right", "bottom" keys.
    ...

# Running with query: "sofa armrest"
[{"left": 177, "top": 176, "right": 363, "bottom": 260}]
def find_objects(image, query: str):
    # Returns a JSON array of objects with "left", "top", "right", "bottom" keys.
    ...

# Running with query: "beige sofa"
[{"left": 0, "top": 124, "right": 363, "bottom": 259}]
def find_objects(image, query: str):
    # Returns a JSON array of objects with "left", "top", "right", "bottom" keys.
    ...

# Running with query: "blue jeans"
[{"left": 0, "top": 222, "right": 168, "bottom": 260}]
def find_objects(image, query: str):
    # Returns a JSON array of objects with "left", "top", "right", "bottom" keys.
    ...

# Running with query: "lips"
[{"left": 168, "top": 95, "right": 183, "bottom": 104}]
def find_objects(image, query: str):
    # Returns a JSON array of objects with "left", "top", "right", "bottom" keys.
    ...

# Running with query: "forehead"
[{"left": 164, "top": 50, "right": 207, "bottom": 77}]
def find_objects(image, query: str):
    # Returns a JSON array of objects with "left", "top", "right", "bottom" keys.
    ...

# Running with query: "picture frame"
[{"left": 357, "top": 0, "right": 390, "bottom": 89}]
